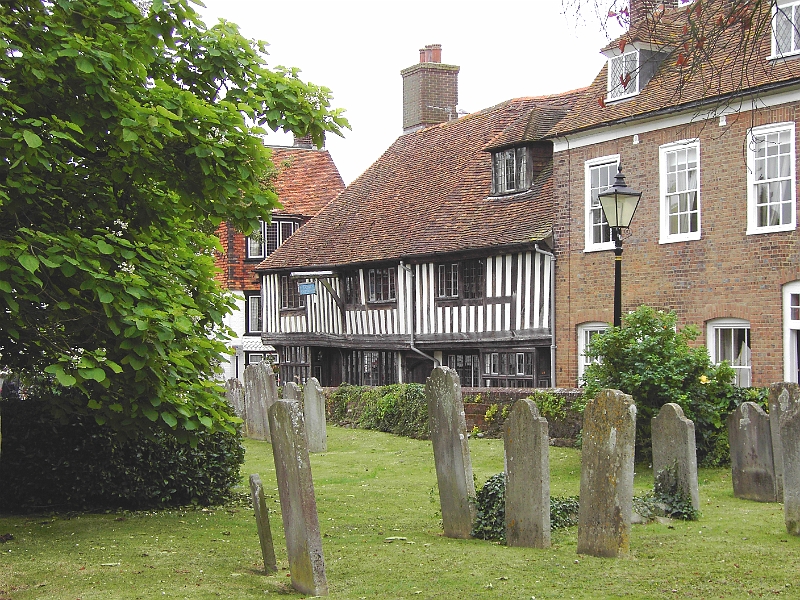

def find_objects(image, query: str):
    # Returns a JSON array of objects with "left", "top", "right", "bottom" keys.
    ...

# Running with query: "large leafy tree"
[{"left": 0, "top": 0, "right": 347, "bottom": 436}]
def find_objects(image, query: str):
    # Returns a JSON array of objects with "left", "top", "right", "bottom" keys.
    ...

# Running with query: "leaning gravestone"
[
  {"left": 778, "top": 388, "right": 800, "bottom": 535},
  {"left": 425, "top": 366, "right": 476, "bottom": 539},
  {"left": 577, "top": 389, "right": 636, "bottom": 558},
  {"left": 303, "top": 377, "right": 327, "bottom": 453},
  {"left": 249, "top": 474, "right": 278, "bottom": 574},
  {"left": 225, "top": 378, "right": 245, "bottom": 420},
  {"left": 243, "top": 363, "right": 270, "bottom": 441},
  {"left": 504, "top": 399, "right": 550, "bottom": 548},
  {"left": 268, "top": 400, "right": 328, "bottom": 596},
  {"left": 283, "top": 381, "right": 302, "bottom": 403},
  {"left": 651, "top": 403, "right": 700, "bottom": 511},
  {"left": 727, "top": 402, "right": 777, "bottom": 502},
  {"left": 769, "top": 383, "right": 800, "bottom": 500}
]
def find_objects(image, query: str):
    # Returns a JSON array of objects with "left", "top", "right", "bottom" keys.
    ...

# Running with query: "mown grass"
[{"left": 1, "top": 426, "right": 798, "bottom": 599}]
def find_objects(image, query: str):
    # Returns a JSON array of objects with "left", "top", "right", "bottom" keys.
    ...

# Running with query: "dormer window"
[
  {"left": 607, "top": 47, "right": 639, "bottom": 100},
  {"left": 774, "top": 0, "right": 800, "bottom": 58},
  {"left": 491, "top": 147, "right": 529, "bottom": 194}
]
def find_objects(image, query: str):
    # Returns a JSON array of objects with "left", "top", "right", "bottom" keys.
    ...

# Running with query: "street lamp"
[{"left": 597, "top": 163, "right": 642, "bottom": 328}]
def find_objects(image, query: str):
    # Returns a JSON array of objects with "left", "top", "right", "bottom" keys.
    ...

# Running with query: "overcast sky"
[{"left": 197, "top": 1, "right": 623, "bottom": 185}]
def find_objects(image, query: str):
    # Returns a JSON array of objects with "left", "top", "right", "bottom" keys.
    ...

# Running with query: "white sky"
[{"left": 197, "top": 1, "right": 622, "bottom": 185}]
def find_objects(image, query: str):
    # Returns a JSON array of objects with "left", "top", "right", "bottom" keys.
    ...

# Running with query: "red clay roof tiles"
[{"left": 268, "top": 147, "right": 344, "bottom": 217}]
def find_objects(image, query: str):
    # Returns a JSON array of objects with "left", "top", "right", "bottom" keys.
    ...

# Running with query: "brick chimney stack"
[
  {"left": 293, "top": 132, "right": 323, "bottom": 149},
  {"left": 401, "top": 44, "right": 459, "bottom": 134},
  {"left": 629, "top": 0, "right": 681, "bottom": 26}
]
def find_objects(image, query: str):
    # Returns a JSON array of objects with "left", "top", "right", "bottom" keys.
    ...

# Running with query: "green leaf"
[
  {"left": 97, "top": 239, "right": 115, "bottom": 254},
  {"left": 142, "top": 407, "right": 159, "bottom": 422},
  {"left": 18, "top": 253, "right": 40, "bottom": 273},
  {"left": 56, "top": 370, "right": 77, "bottom": 387},
  {"left": 76, "top": 57, "right": 94, "bottom": 73},
  {"left": 122, "top": 128, "right": 138, "bottom": 142},
  {"left": 87, "top": 399, "right": 102, "bottom": 410},
  {"left": 98, "top": 289, "right": 113, "bottom": 304},
  {"left": 161, "top": 412, "right": 178, "bottom": 428},
  {"left": 81, "top": 367, "right": 106, "bottom": 382},
  {"left": 23, "top": 130, "right": 43, "bottom": 148}
]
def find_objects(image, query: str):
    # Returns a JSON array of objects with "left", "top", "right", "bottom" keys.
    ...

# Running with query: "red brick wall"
[
  {"left": 213, "top": 222, "right": 262, "bottom": 292},
  {"left": 553, "top": 103, "right": 800, "bottom": 387}
]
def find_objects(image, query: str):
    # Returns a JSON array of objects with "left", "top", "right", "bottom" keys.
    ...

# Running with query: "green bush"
[
  {"left": 326, "top": 383, "right": 429, "bottom": 439},
  {"left": 583, "top": 306, "right": 740, "bottom": 465},
  {"left": 0, "top": 379, "right": 244, "bottom": 512}
]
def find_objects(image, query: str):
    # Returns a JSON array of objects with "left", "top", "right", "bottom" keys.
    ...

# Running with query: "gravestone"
[
  {"left": 268, "top": 400, "right": 328, "bottom": 596},
  {"left": 283, "top": 381, "right": 302, "bottom": 402},
  {"left": 262, "top": 364, "right": 279, "bottom": 443},
  {"left": 769, "top": 383, "right": 800, "bottom": 500},
  {"left": 504, "top": 399, "right": 550, "bottom": 548},
  {"left": 778, "top": 388, "right": 800, "bottom": 535},
  {"left": 425, "top": 366, "right": 476, "bottom": 539},
  {"left": 225, "top": 378, "right": 245, "bottom": 420},
  {"left": 243, "top": 363, "right": 270, "bottom": 441},
  {"left": 577, "top": 389, "right": 636, "bottom": 558},
  {"left": 303, "top": 377, "right": 327, "bottom": 453},
  {"left": 651, "top": 403, "right": 700, "bottom": 511},
  {"left": 727, "top": 402, "right": 777, "bottom": 502},
  {"left": 249, "top": 473, "right": 278, "bottom": 574}
]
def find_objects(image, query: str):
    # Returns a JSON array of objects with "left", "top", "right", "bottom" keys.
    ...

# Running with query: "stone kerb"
[
  {"left": 225, "top": 378, "right": 244, "bottom": 420},
  {"left": 303, "top": 377, "right": 327, "bottom": 453},
  {"left": 770, "top": 383, "right": 800, "bottom": 500},
  {"left": 778, "top": 386, "right": 800, "bottom": 535},
  {"left": 425, "top": 366, "right": 476, "bottom": 539},
  {"left": 651, "top": 403, "right": 700, "bottom": 511},
  {"left": 504, "top": 399, "right": 550, "bottom": 548},
  {"left": 268, "top": 400, "right": 328, "bottom": 596},
  {"left": 249, "top": 473, "right": 278, "bottom": 574},
  {"left": 243, "top": 364, "right": 269, "bottom": 441},
  {"left": 577, "top": 389, "right": 636, "bottom": 558},
  {"left": 727, "top": 402, "right": 777, "bottom": 502}
]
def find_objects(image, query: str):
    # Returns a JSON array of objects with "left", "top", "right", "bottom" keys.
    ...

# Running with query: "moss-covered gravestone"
[
  {"left": 651, "top": 403, "right": 699, "bottom": 511},
  {"left": 728, "top": 402, "right": 776, "bottom": 502},
  {"left": 778, "top": 388, "right": 800, "bottom": 535}
]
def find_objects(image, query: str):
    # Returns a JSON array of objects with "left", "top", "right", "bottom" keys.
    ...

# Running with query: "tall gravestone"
[
  {"left": 769, "top": 383, "right": 800, "bottom": 500},
  {"left": 262, "top": 365, "right": 279, "bottom": 443},
  {"left": 268, "top": 400, "right": 328, "bottom": 596},
  {"left": 303, "top": 377, "right": 327, "bottom": 453},
  {"left": 727, "top": 401, "right": 777, "bottom": 502},
  {"left": 504, "top": 399, "right": 550, "bottom": 548},
  {"left": 283, "top": 381, "right": 302, "bottom": 402},
  {"left": 243, "top": 363, "right": 270, "bottom": 441},
  {"left": 225, "top": 378, "right": 245, "bottom": 420},
  {"left": 425, "top": 366, "right": 476, "bottom": 539},
  {"left": 651, "top": 403, "right": 700, "bottom": 511},
  {"left": 249, "top": 473, "right": 278, "bottom": 574},
  {"left": 778, "top": 387, "right": 800, "bottom": 535},
  {"left": 577, "top": 389, "right": 636, "bottom": 558}
]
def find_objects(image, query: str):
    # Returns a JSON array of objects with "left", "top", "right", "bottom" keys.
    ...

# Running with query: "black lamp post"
[{"left": 597, "top": 163, "right": 642, "bottom": 328}]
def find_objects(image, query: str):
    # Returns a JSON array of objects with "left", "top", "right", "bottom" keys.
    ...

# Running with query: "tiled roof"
[
  {"left": 549, "top": 1, "right": 800, "bottom": 137},
  {"left": 268, "top": 147, "right": 345, "bottom": 217},
  {"left": 257, "top": 94, "right": 578, "bottom": 271}
]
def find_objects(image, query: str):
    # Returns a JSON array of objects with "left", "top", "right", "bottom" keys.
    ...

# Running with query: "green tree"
[
  {"left": 0, "top": 0, "right": 348, "bottom": 437},
  {"left": 582, "top": 305, "right": 736, "bottom": 463}
]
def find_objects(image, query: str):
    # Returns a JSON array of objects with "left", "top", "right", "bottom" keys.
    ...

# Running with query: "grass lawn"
[{"left": 1, "top": 425, "right": 798, "bottom": 599}]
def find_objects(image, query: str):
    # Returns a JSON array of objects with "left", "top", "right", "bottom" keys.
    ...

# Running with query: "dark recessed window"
[{"left": 492, "top": 147, "right": 529, "bottom": 194}]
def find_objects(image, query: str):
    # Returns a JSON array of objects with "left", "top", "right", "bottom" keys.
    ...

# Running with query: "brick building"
[
  {"left": 549, "top": 0, "right": 800, "bottom": 387},
  {"left": 214, "top": 137, "right": 344, "bottom": 380}
]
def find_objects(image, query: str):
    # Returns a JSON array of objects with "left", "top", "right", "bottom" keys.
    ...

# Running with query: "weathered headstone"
[
  {"left": 268, "top": 400, "right": 327, "bottom": 596},
  {"left": 243, "top": 363, "right": 270, "bottom": 441},
  {"left": 727, "top": 402, "right": 777, "bottom": 502},
  {"left": 504, "top": 399, "right": 550, "bottom": 548},
  {"left": 249, "top": 473, "right": 278, "bottom": 574},
  {"left": 283, "top": 381, "right": 302, "bottom": 402},
  {"left": 577, "top": 389, "right": 636, "bottom": 558},
  {"left": 262, "top": 364, "right": 279, "bottom": 443},
  {"left": 769, "top": 383, "right": 800, "bottom": 500},
  {"left": 303, "top": 377, "right": 327, "bottom": 453},
  {"left": 225, "top": 378, "right": 245, "bottom": 420},
  {"left": 651, "top": 403, "right": 700, "bottom": 511},
  {"left": 778, "top": 388, "right": 800, "bottom": 535},
  {"left": 425, "top": 366, "right": 476, "bottom": 539}
]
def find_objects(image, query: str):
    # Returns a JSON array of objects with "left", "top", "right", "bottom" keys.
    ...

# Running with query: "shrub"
[
  {"left": 0, "top": 379, "right": 244, "bottom": 512},
  {"left": 326, "top": 383, "right": 429, "bottom": 439},
  {"left": 583, "top": 305, "right": 740, "bottom": 465}
]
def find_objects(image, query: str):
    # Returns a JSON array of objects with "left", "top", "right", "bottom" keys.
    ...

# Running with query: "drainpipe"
[
  {"left": 534, "top": 244, "right": 556, "bottom": 388},
  {"left": 399, "top": 261, "right": 440, "bottom": 368}
]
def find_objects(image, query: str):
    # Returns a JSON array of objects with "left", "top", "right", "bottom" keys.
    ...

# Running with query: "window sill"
[
  {"left": 280, "top": 307, "right": 305, "bottom": 315},
  {"left": 767, "top": 50, "right": 800, "bottom": 61},
  {"left": 583, "top": 243, "right": 616, "bottom": 253},
  {"left": 746, "top": 223, "right": 796, "bottom": 236},
  {"left": 659, "top": 232, "right": 701, "bottom": 244},
  {"left": 366, "top": 302, "right": 397, "bottom": 310},
  {"left": 244, "top": 332, "right": 262, "bottom": 336}
]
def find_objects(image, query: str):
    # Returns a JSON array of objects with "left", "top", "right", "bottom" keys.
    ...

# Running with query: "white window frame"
[
  {"left": 783, "top": 281, "right": 800, "bottom": 383},
  {"left": 659, "top": 139, "right": 701, "bottom": 243},
  {"left": 772, "top": 0, "right": 800, "bottom": 58},
  {"left": 585, "top": 155, "right": 619, "bottom": 252},
  {"left": 245, "top": 292, "right": 262, "bottom": 334},
  {"left": 492, "top": 147, "right": 529, "bottom": 194},
  {"left": 246, "top": 218, "right": 299, "bottom": 260},
  {"left": 607, "top": 48, "right": 639, "bottom": 101},
  {"left": 746, "top": 122, "right": 796, "bottom": 235},
  {"left": 577, "top": 322, "right": 608, "bottom": 384},
  {"left": 707, "top": 318, "right": 752, "bottom": 387}
]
